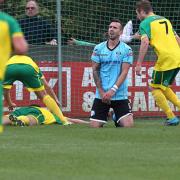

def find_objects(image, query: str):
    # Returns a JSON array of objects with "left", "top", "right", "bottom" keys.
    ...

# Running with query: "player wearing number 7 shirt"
[{"left": 135, "top": 0, "right": 180, "bottom": 126}]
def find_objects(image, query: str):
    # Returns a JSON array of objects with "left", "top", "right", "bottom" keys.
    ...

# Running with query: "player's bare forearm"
[
  {"left": 4, "top": 89, "right": 11, "bottom": 105},
  {"left": 136, "top": 36, "right": 149, "bottom": 76},
  {"left": 137, "top": 37, "right": 149, "bottom": 64},
  {"left": 93, "top": 70, "right": 101, "bottom": 88},
  {"left": 3, "top": 89, "right": 16, "bottom": 110},
  {"left": 92, "top": 62, "right": 104, "bottom": 94},
  {"left": 115, "top": 63, "right": 130, "bottom": 87},
  {"left": 67, "top": 117, "right": 89, "bottom": 124}
]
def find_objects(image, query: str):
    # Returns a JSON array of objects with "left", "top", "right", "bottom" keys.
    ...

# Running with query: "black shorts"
[{"left": 90, "top": 98, "right": 132, "bottom": 123}]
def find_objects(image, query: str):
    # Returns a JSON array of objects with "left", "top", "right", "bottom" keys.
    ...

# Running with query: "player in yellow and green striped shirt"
[
  {"left": 135, "top": 0, "right": 180, "bottom": 126},
  {"left": 3, "top": 55, "right": 70, "bottom": 125},
  {"left": 2, "top": 105, "right": 89, "bottom": 126},
  {"left": 0, "top": 0, "right": 28, "bottom": 132}
]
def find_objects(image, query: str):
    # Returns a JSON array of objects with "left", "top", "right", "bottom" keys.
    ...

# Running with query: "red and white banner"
[{"left": 4, "top": 61, "right": 180, "bottom": 117}]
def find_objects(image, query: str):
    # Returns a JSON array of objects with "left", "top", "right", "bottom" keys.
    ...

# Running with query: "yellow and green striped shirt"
[
  {"left": 140, "top": 14, "right": 180, "bottom": 71},
  {"left": 0, "top": 11, "right": 23, "bottom": 79}
]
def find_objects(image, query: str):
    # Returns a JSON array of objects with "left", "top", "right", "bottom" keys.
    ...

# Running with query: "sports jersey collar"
[
  {"left": 106, "top": 40, "right": 120, "bottom": 51},
  {"left": 147, "top": 13, "right": 155, "bottom": 18}
]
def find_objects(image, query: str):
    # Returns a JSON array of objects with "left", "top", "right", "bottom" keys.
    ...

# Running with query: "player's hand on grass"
[{"left": 63, "top": 121, "right": 72, "bottom": 126}]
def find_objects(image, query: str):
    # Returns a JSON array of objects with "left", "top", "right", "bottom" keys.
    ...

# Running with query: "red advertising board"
[{"left": 4, "top": 61, "right": 180, "bottom": 117}]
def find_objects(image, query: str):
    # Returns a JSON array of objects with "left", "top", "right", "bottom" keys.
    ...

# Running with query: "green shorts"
[
  {"left": 150, "top": 68, "right": 179, "bottom": 90},
  {"left": 11, "top": 106, "right": 45, "bottom": 124},
  {"left": 3, "top": 64, "right": 44, "bottom": 91}
]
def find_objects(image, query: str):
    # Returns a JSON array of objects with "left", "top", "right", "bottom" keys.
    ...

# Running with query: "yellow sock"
[
  {"left": 0, "top": 125, "right": 3, "bottom": 133},
  {"left": 163, "top": 87, "right": 180, "bottom": 110},
  {"left": 18, "top": 116, "right": 30, "bottom": 125},
  {"left": 152, "top": 89, "right": 175, "bottom": 119},
  {"left": 43, "top": 95, "right": 67, "bottom": 124}
]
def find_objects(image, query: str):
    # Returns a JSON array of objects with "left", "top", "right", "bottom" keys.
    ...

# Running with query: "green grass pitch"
[{"left": 1, "top": 119, "right": 180, "bottom": 180}]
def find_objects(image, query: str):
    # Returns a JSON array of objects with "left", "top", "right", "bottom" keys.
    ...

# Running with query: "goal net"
[{"left": 2, "top": 0, "right": 180, "bottom": 118}]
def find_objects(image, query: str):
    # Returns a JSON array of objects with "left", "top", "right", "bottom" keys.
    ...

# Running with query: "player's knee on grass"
[
  {"left": 89, "top": 120, "right": 105, "bottom": 128},
  {"left": 115, "top": 113, "right": 133, "bottom": 128}
]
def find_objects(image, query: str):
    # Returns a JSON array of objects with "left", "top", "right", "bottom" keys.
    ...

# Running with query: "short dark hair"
[
  {"left": 136, "top": 0, "right": 153, "bottom": 14},
  {"left": 110, "top": 19, "right": 123, "bottom": 29}
]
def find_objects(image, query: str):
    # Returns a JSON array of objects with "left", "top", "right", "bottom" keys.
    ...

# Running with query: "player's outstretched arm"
[
  {"left": 67, "top": 117, "right": 89, "bottom": 124},
  {"left": 67, "top": 38, "right": 96, "bottom": 46}
]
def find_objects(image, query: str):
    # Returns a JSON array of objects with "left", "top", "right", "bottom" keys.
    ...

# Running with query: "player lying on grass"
[
  {"left": 3, "top": 55, "right": 70, "bottom": 125},
  {"left": 3, "top": 105, "right": 89, "bottom": 126}
]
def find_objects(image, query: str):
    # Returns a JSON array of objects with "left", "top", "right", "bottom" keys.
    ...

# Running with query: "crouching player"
[
  {"left": 3, "top": 55, "right": 69, "bottom": 125},
  {"left": 3, "top": 106, "right": 89, "bottom": 126}
]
